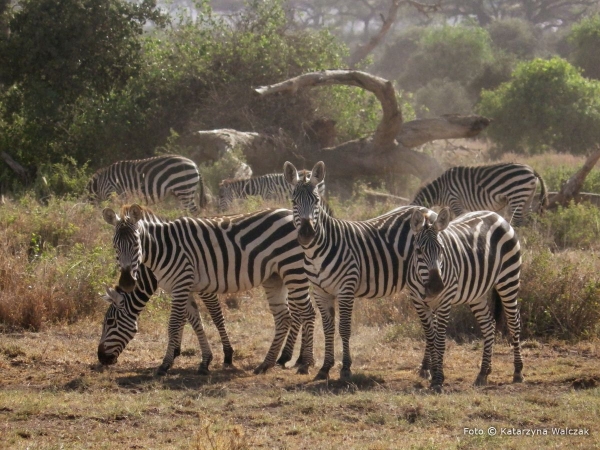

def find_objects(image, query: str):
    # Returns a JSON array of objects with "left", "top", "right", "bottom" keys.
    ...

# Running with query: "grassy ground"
[{"left": 1, "top": 290, "right": 599, "bottom": 450}]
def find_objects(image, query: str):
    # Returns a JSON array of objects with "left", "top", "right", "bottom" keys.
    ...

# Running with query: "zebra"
[
  {"left": 99, "top": 265, "right": 235, "bottom": 371},
  {"left": 87, "top": 155, "right": 208, "bottom": 213},
  {"left": 411, "top": 163, "right": 548, "bottom": 226},
  {"left": 100, "top": 204, "right": 316, "bottom": 376},
  {"left": 218, "top": 172, "right": 326, "bottom": 212},
  {"left": 407, "top": 207, "right": 523, "bottom": 392},
  {"left": 283, "top": 160, "right": 432, "bottom": 381}
]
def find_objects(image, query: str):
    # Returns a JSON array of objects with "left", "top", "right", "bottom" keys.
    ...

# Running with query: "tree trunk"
[
  {"left": 1, "top": 151, "right": 30, "bottom": 183},
  {"left": 547, "top": 149, "right": 600, "bottom": 209}
]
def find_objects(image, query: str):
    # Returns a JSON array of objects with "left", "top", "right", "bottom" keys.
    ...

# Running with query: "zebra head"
[
  {"left": 283, "top": 161, "right": 325, "bottom": 246},
  {"left": 97, "top": 285, "right": 138, "bottom": 365},
  {"left": 218, "top": 180, "right": 235, "bottom": 212},
  {"left": 102, "top": 204, "right": 144, "bottom": 293},
  {"left": 410, "top": 207, "right": 452, "bottom": 298}
]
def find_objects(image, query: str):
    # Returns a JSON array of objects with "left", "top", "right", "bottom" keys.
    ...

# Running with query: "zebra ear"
[
  {"left": 434, "top": 207, "right": 451, "bottom": 232},
  {"left": 310, "top": 161, "right": 325, "bottom": 186},
  {"left": 410, "top": 209, "right": 425, "bottom": 233},
  {"left": 101, "top": 284, "right": 124, "bottom": 308},
  {"left": 283, "top": 161, "right": 299, "bottom": 186},
  {"left": 102, "top": 208, "right": 119, "bottom": 226},
  {"left": 128, "top": 204, "right": 144, "bottom": 224}
]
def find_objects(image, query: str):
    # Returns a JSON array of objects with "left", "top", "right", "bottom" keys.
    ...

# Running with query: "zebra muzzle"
[
  {"left": 424, "top": 269, "right": 445, "bottom": 297},
  {"left": 298, "top": 219, "right": 316, "bottom": 246},
  {"left": 118, "top": 268, "right": 137, "bottom": 293},
  {"left": 97, "top": 343, "right": 118, "bottom": 365}
]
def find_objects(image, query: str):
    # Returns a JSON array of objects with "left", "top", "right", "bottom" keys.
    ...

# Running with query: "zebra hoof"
[
  {"left": 314, "top": 369, "right": 330, "bottom": 381},
  {"left": 296, "top": 364, "right": 310, "bottom": 375},
  {"left": 223, "top": 347, "right": 234, "bottom": 366},
  {"left": 156, "top": 364, "right": 170, "bottom": 377},
  {"left": 419, "top": 369, "right": 431, "bottom": 380},
  {"left": 253, "top": 362, "right": 273, "bottom": 375},
  {"left": 276, "top": 353, "right": 292, "bottom": 367},
  {"left": 174, "top": 347, "right": 181, "bottom": 358},
  {"left": 474, "top": 374, "right": 489, "bottom": 386},
  {"left": 430, "top": 384, "right": 443, "bottom": 394},
  {"left": 340, "top": 368, "right": 352, "bottom": 380},
  {"left": 197, "top": 365, "right": 210, "bottom": 376},
  {"left": 513, "top": 373, "right": 524, "bottom": 383}
]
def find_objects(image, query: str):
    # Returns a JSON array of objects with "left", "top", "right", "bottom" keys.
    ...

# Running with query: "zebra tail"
[
  {"left": 534, "top": 170, "right": 549, "bottom": 213},
  {"left": 197, "top": 174, "right": 209, "bottom": 209},
  {"left": 491, "top": 289, "right": 507, "bottom": 336}
]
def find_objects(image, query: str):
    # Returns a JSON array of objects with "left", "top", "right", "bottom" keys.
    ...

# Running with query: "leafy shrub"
[
  {"left": 568, "top": 14, "right": 600, "bottom": 80},
  {"left": 529, "top": 202, "right": 600, "bottom": 250},
  {"left": 412, "top": 79, "right": 473, "bottom": 118},
  {"left": 487, "top": 18, "right": 539, "bottom": 59},
  {"left": 400, "top": 25, "right": 494, "bottom": 92},
  {"left": 0, "top": 197, "right": 115, "bottom": 330},
  {"left": 518, "top": 249, "right": 600, "bottom": 340},
  {"left": 479, "top": 57, "right": 600, "bottom": 155}
]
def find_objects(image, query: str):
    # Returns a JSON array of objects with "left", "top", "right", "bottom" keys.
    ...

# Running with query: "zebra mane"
[
  {"left": 219, "top": 178, "right": 250, "bottom": 187},
  {"left": 119, "top": 204, "right": 163, "bottom": 223}
]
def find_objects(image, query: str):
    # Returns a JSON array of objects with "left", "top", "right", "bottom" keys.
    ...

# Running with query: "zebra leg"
[
  {"left": 157, "top": 288, "right": 192, "bottom": 376},
  {"left": 338, "top": 295, "right": 355, "bottom": 380},
  {"left": 314, "top": 290, "right": 336, "bottom": 380},
  {"left": 430, "top": 305, "right": 451, "bottom": 393},
  {"left": 254, "top": 275, "right": 291, "bottom": 374},
  {"left": 412, "top": 296, "right": 435, "bottom": 380},
  {"left": 281, "top": 283, "right": 315, "bottom": 374},
  {"left": 501, "top": 293, "right": 524, "bottom": 383},
  {"left": 470, "top": 298, "right": 495, "bottom": 386},
  {"left": 174, "top": 188, "right": 199, "bottom": 214},
  {"left": 184, "top": 294, "right": 214, "bottom": 375},
  {"left": 199, "top": 293, "right": 234, "bottom": 366}
]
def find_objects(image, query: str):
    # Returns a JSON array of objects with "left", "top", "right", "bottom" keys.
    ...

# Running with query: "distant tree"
[
  {"left": 441, "top": 0, "right": 597, "bottom": 29},
  {"left": 0, "top": 0, "right": 166, "bottom": 171},
  {"left": 478, "top": 57, "right": 600, "bottom": 156},
  {"left": 568, "top": 14, "right": 600, "bottom": 80}
]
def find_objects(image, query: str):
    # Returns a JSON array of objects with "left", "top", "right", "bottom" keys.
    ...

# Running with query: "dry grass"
[{"left": 1, "top": 292, "right": 599, "bottom": 449}]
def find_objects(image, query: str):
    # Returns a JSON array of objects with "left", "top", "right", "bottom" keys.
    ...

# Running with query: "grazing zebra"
[
  {"left": 283, "top": 160, "right": 431, "bottom": 380},
  {"left": 218, "top": 172, "right": 326, "bottom": 212},
  {"left": 98, "top": 265, "right": 235, "bottom": 370},
  {"left": 87, "top": 155, "right": 207, "bottom": 213},
  {"left": 411, "top": 163, "right": 548, "bottom": 226},
  {"left": 101, "top": 204, "right": 316, "bottom": 376},
  {"left": 407, "top": 207, "right": 523, "bottom": 392}
]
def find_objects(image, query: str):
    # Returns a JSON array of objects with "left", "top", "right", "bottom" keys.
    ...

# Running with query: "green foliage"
[
  {"left": 487, "top": 18, "right": 539, "bottom": 59},
  {"left": 412, "top": 79, "right": 473, "bottom": 118},
  {"left": 400, "top": 25, "right": 494, "bottom": 92},
  {"left": 0, "top": 0, "right": 166, "bottom": 169},
  {"left": 533, "top": 202, "right": 600, "bottom": 249},
  {"left": 478, "top": 57, "right": 600, "bottom": 155},
  {"left": 568, "top": 14, "right": 600, "bottom": 80},
  {"left": 519, "top": 248, "right": 600, "bottom": 340}
]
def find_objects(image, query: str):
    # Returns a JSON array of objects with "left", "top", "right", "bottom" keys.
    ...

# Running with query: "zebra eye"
[
  {"left": 415, "top": 247, "right": 422, "bottom": 255},
  {"left": 106, "top": 318, "right": 116, "bottom": 327}
]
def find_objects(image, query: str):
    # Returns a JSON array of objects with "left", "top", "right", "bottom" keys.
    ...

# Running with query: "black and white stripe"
[
  {"left": 98, "top": 265, "right": 235, "bottom": 370},
  {"left": 284, "top": 161, "right": 430, "bottom": 380},
  {"left": 218, "top": 172, "right": 325, "bottom": 212},
  {"left": 100, "top": 205, "right": 316, "bottom": 376},
  {"left": 407, "top": 207, "right": 523, "bottom": 392},
  {"left": 411, "top": 163, "right": 548, "bottom": 226},
  {"left": 88, "top": 155, "right": 207, "bottom": 213}
]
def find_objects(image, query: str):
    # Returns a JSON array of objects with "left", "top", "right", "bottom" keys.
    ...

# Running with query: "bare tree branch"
[
  {"left": 547, "top": 148, "right": 600, "bottom": 209},
  {"left": 1, "top": 151, "right": 30, "bottom": 183}
]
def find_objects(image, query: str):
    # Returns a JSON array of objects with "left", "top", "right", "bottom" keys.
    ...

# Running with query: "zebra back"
[
  {"left": 218, "top": 171, "right": 326, "bottom": 212},
  {"left": 411, "top": 163, "right": 545, "bottom": 225},
  {"left": 88, "top": 155, "right": 204, "bottom": 212}
]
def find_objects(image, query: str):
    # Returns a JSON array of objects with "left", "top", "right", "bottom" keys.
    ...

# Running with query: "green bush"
[
  {"left": 568, "top": 14, "right": 600, "bottom": 80},
  {"left": 412, "top": 79, "right": 473, "bottom": 117},
  {"left": 478, "top": 57, "right": 600, "bottom": 155},
  {"left": 519, "top": 248, "right": 600, "bottom": 340},
  {"left": 487, "top": 18, "right": 539, "bottom": 59},
  {"left": 400, "top": 25, "right": 494, "bottom": 92}
]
